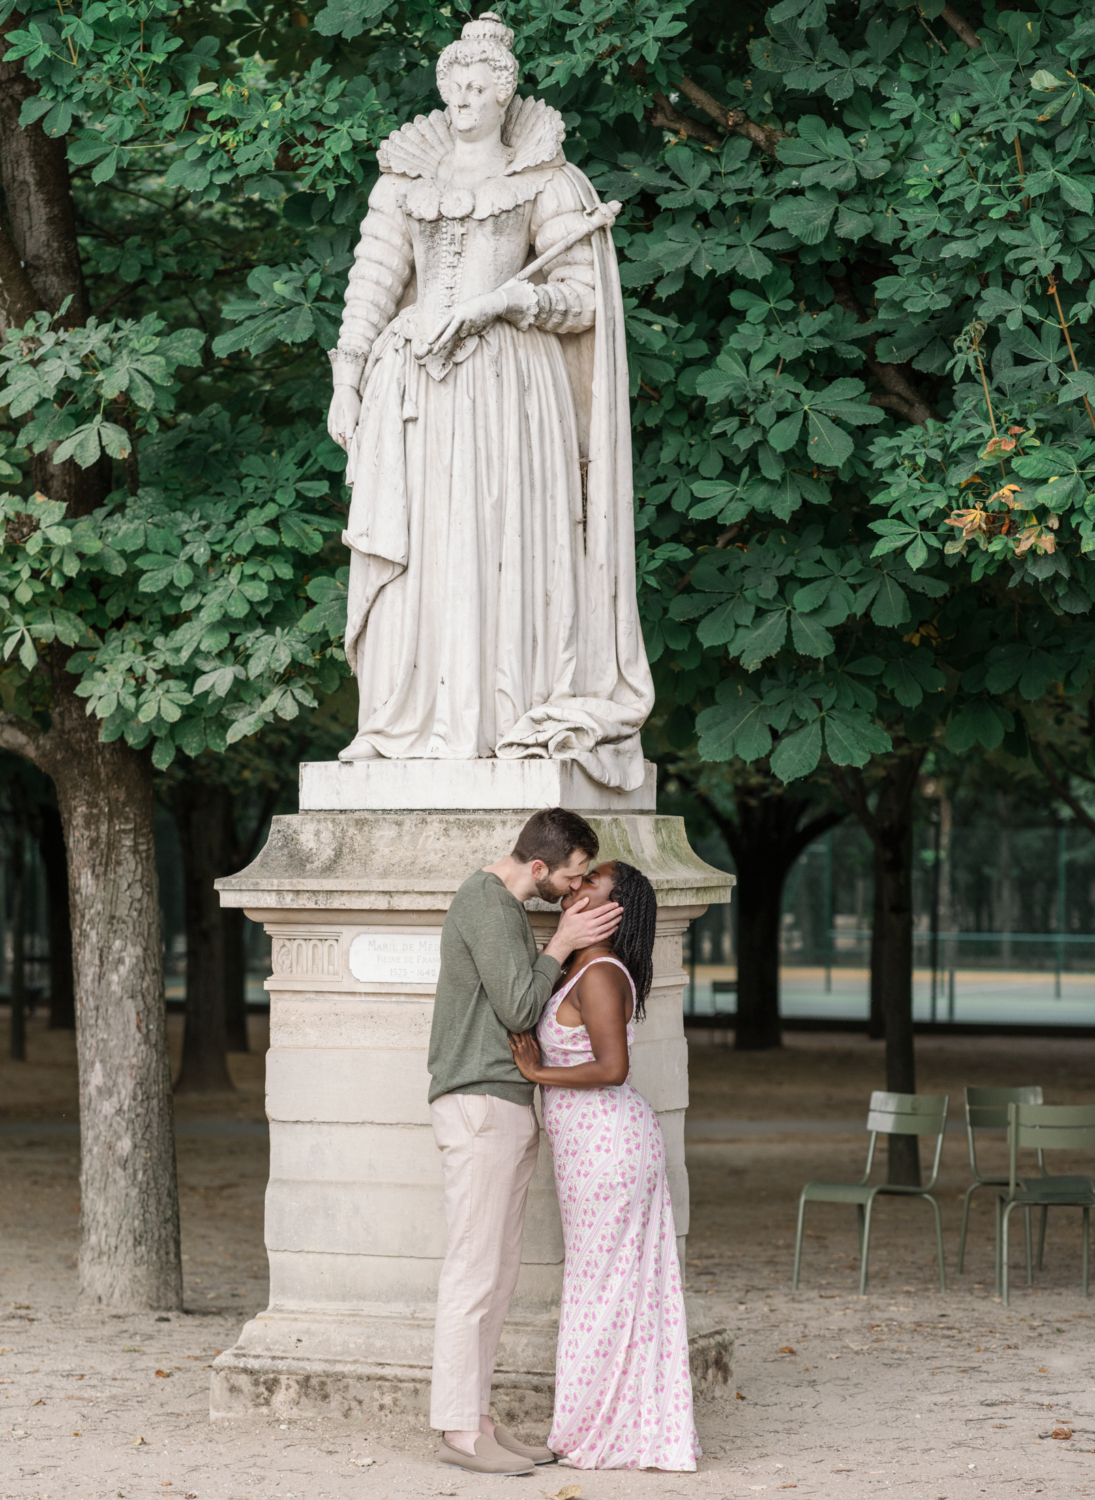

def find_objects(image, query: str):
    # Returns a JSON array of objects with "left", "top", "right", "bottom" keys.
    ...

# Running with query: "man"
[{"left": 428, "top": 807, "right": 622, "bottom": 1475}]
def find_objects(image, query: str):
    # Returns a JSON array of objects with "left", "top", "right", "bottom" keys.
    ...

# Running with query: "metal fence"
[{"left": 683, "top": 922, "right": 1095, "bottom": 1027}]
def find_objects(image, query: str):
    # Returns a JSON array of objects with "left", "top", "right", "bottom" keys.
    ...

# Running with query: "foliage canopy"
[{"left": 1, "top": 0, "right": 1094, "bottom": 785}]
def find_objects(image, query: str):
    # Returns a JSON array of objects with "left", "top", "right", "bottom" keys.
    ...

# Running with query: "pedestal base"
[
  {"left": 212, "top": 806, "right": 735, "bottom": 1426},
  {"left": 210, "top": 1303, "right": 732, "bottom": 1422}
]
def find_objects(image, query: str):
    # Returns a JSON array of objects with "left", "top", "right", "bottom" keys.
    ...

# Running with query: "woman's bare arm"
[{"left": 509, "top": 962, "right": 631, "bottom": 1089}]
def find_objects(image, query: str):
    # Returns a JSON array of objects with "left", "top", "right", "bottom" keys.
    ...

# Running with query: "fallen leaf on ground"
[
  {"left": 132, "top": 1437, "right": 146, "bottom": 1446},
  {"left": 542, "top": 1487, "right": 582, "bottom": 1500},
  {"left": 351, "top": 1456, "right": 376, "bottom": 1467},
  {"left": 735, "top": 1391, "right": 746, "bottom": 1400},
  {"left": 72, "top": 1430, "right": 81, "bottom": 1436},
  {"left": 778, "top": 1346, "right": 796, "bottom": 1355},
  {"left": 1052, "top": 1427, "right": 1073, "bottom": 1440},
  {"left": 1038, "top": 1366, "right": 1048, "bottom": 1373},
  {"left": 154, "top": 1370, "right": 171, "bottom": 1378},
  {"left": 31, "top": 1398, "right": 42, "bottom": 1406}
]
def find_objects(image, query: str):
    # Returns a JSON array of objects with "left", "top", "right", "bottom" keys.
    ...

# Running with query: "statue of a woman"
[{"left": 327, "top": 13, "right": 653, "bottom": 792}]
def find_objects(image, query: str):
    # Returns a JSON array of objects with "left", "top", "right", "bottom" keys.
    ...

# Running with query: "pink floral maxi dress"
[{"left": 537, "top": 956, "right": 700, "bottom": 1470}]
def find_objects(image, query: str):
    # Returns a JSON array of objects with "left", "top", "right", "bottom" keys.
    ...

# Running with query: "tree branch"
[
  {"left": 677, "top": 75, "right": 785, "bottom": 157},
  {"left": 829, "top": 765, "right": 878, "bottom": 846},
  {"left": 940, "top": 4, "right": 981, "bottom": 48},
  {"left": 866, "top": 344, "right": 936, "bottom": 427},
  {"left": 649, "top": 92, "right": 723, "bottom": 148},
  {"left": 648, "top": 78, "right": 784, "bottom": 157},
  {"left": 828, "top": 273, "right": 935, "bottom": 427},
  {"left": 0, "top": 711, "right": 47, "bottom": 768},
  {"left": 1032, "top": 740, "right": 1095, "bottom": 841},
  {"left": 785, "top": 806, "right": 847, "bottom": 864},
  {"left": 869, "top": 392, "right": 924, "bottom": 421}
]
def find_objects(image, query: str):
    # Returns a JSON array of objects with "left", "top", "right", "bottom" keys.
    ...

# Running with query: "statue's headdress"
[{"left": 436, "top": 11, "right": 518, "bottom": 105}]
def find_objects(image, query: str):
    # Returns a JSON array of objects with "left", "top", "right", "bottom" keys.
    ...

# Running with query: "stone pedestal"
[{"left": 210, "top": 762, "right": 734, "bottom": 1421}]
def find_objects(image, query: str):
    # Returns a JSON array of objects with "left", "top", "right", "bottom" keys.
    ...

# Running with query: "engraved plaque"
[{"left": 348, "top": 931, "right": 441, "bottom": 985}]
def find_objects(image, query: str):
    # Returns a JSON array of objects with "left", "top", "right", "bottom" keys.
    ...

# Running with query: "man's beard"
[{"left": 534, "top": 871, "right": 569, "bottom": 904}]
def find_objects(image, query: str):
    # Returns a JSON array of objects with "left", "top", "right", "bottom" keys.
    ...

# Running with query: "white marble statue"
[{"left": 327, "top": 13, "right": 653, "bottom": 793}]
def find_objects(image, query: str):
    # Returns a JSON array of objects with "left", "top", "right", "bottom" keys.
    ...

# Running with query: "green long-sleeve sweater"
[{"left": 427, "top": 868, "right": 561, "bottom": 1106}]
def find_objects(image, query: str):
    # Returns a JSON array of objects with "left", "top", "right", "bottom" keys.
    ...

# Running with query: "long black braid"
[{"left": 608, "top": 861, "right": 657, "bottom": 1020}]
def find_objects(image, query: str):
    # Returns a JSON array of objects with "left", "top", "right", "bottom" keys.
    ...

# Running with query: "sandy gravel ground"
[{"left": 2, "top": 1019, "right": 1095, "bottom": 1500}]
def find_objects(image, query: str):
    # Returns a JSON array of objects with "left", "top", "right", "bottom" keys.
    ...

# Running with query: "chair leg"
[
  {"left": 857, "top": 1203, "right": 865, "bottom": 1254},
  {"left": 1024, "top": 1206, "right": 1033, "bottom": 1286},
  {"left": 957, "top": 1183, "right": 978, "bottom": 1274},
  {"left": 792, "top": 1192, "right": 808, "bottom": 1290},
  {"left": 1084, "top": 1207, "right": 1090, "bottom": 1299},
  {"left": 859, "top": 1198, "right": 876, "bottom": 1296},
  {"left": 927, "top": 1193, "right": 946, "bottom": 1294},
  {"left": 1038, "top": 1206, "right": 1048, "bottom": 1271},
  {"left": 1002, "top": 1202, "right": 1014, "bottom": 1308},
  {"left": 995, "top": 1194, "right": 1003, "bottom": 1297}
]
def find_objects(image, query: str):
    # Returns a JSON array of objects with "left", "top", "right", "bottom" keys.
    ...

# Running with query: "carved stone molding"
[{"left": 271, "top": 931, "right": 342, "bottom": 981}]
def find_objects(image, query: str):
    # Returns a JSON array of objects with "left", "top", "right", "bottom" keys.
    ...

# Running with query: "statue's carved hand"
[
  {"left": 423, "top": 287, "right": 509, "bottom": 364},
  {"left": 328, "top": 386, "right": 362, "bottom": 450}
]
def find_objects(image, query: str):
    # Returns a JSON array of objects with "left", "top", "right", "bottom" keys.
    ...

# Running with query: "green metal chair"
[
  {"left": 958, "top": 1086, "right": 1044, "bottom": 1276},
  {"left": 998, "top": 1103, "right": 1095, "bottom": 1306},
  {"left": 792, "top": 1091, "right": 949, "bottom": 1295}
]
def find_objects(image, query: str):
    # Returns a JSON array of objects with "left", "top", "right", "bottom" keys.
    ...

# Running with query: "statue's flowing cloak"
[{"left": 339, "top": 103, "right": 654, "bottom": 791}]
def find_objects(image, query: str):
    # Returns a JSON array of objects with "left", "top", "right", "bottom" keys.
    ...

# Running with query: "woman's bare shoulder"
[{"left": 575, "top": 957, "right": 630, "bottom": 1003}]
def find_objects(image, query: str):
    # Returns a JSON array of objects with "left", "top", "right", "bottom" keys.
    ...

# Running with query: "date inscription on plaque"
[{"left": 348, "top": 932, "right": 441, "bottom": 986}]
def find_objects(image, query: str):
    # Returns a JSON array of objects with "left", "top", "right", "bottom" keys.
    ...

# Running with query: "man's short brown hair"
[{"left": 512, "top": 807, "right": 598, "bottom": 871}]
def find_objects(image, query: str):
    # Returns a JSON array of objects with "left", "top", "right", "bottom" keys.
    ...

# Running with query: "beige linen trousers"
[{"left": 429, "top": 1092, "right": 540, "bottom": 1431}]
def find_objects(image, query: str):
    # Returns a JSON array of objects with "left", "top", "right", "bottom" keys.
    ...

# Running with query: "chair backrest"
[
  {"left": 966, "top": 1085, "right": 1044, "bottom": 1130},
  {"left": 864, "top": 1091, "right": 949, "bottom": 1190},
  {"left": 867, "top": 1091, "right": 949, "bottom": 1136},
  {"left": 966, "top": 1086, "right": 1044, "bottom": 1180},
  {"left": 1008, "top": 1102, "right": 1095, "bottom": 1194}
]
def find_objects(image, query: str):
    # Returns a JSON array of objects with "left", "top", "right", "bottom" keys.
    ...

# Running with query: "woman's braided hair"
[{"left": 609, "top": 861, "right": 656, "bottom": 1020}]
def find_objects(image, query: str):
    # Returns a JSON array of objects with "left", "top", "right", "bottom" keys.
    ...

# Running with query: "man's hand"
[
  {"left": 508, "top": 1030, "right": 544, "bottom": 1083},
  {"left": 544, "top": 896, "right": 623, "bottom": 966},
  {"left": 328, "top": 386, "right": 361, "bottom": 450}
]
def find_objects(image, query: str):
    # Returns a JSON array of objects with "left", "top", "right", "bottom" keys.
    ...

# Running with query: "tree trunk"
[
  {"left": 868, "top": 850, "right": 885, "bottom": 1039},
  {"left": 171, "top": 780, "right": 235, "bottom": 1093},
  {"left": 835, "top": 751, "right": 925, "bottom": 1187},
  {"left": 686, "top": 777, "right": 845, "bottom": 1051},
  {"left": 37, "top": 802, "right": 75, "bottom": 1029},
  {"left": 41, "top": 677, "right": 182, "bottom": 1308},
  {"left": 222, "top": 905, "right": 250, "bottom": 1053},
  {"left": 733, "top": 856, "right": 784, "bottom": 1049},
  {"left": 8, "top": 804, "right": 26, "bottom": 1061}
]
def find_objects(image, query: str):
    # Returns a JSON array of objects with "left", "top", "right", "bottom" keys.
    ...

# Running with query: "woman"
[
  {"left": 508, "top": 862, "right": 699, "bottom": 1471},
  {"left": 326, "top": 12, "right": 653, "bottom": 792}
]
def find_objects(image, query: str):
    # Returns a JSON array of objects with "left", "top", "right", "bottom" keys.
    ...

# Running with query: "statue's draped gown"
[{"left": 336, "top": 101, "right": 653, "bottom": 792}]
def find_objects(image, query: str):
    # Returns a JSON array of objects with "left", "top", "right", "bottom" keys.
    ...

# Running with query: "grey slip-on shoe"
[
  {"left": 492, "top": 1423, "right": 557, "bottom": 1465},
  {"left": 438, "top": 1434, "right": 535, "bottom": 1474}
]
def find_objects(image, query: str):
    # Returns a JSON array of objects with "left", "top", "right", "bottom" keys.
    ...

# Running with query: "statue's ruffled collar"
[
  {"left": 379, "top": 98, "right": 565, "bottom": 219},
  {"left": 379, "top": 96, "right": 566, "bottom": 181}
]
